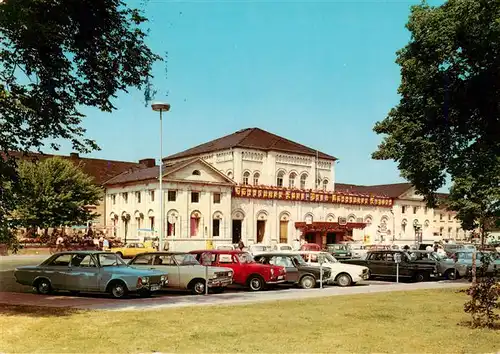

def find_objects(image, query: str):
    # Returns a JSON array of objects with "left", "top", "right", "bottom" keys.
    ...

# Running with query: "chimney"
[
  {"left": 70, "top": 152, "right": 79, "bottom": 159},
  {"left": 139, "top": 158, "right": 156, "bottom": 168}
]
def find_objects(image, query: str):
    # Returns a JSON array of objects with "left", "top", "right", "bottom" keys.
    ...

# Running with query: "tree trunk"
[{"left": 472, "top": 251, "right": 477, "bottom": 284}]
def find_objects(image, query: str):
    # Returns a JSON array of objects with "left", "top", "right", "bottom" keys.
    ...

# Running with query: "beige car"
[{"left": 129, "top": 252, "right": 233, "bottom": 295}]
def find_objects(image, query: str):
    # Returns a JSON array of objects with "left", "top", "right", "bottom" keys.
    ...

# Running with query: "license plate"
[
  {"left": 278, "top": 275, "right": 284, "bottom": 280},
  {"left": 150, "top": 284, "right": 160, "bottom": 291}
]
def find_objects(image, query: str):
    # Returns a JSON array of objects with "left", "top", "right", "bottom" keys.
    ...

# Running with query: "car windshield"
[
  {"left": 237, "top": 252, "right": 255, "bottom": 263},
  {"left": 323, "top": 253, "right": 338, "bottom": 263},
  {"left": 329, "top": 245, "right": 347, "bottom": 251},
  {"left": 173, "top": 254, "right": 199, "bottom": 265},
  {"left": 280, "top": 245, "right": 293, "bottom": 251},
  {"left": 292, "top": 255, "right": 307, "bottom": 266},
  {"left": 99, "top": 253, "right": 127, "bottom": 267}
]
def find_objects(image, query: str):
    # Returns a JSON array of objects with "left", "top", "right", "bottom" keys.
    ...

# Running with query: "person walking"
[
  {"left": 102, "top": 237, "right": 109, "bottom": 251},
  {"left": 153, "top": 238, "right": 159, "bottom": 251},
  {"left": 238, "top": 238, "right": 245, "bottom": 250},
  {"left": 55, "top": 233, "right": 64, "bottom": 253}
]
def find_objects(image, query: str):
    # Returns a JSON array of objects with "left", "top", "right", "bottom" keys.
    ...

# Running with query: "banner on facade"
[{"left": 233, "top": 186, "right": 393, "bottom": 207}]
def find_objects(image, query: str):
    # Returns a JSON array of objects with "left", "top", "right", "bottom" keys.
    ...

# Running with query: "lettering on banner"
[
  {"left": 273, "top": 191, "right": 278, "bottom": 199},
  {"left": 235, "top": 187, "right": 241, "bottom": 196},
  {"left": 263, "top": 189, "right": 268, "bottom": 198},
  {"left": 257, "top": 189, "right": 262, "bottom": 198},
  {"left": 252, "top": 189, "right": 258, "bottom": 197},
  {"left": 241, "top": 188, "right": 246, "bottom": 197}
]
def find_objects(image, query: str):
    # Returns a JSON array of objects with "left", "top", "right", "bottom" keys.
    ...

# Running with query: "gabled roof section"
[
  {"left": 3, "top": 151, "right": 145, "bottom": 186},
  {"left": 164, "top": 127, "right": 337, "bottom": 161},
  {"left": 104, "top": 158, "right": 235, "bottom": 186},
  {"left": 335, "top": 182, "right": 413, "bottom": 198}
]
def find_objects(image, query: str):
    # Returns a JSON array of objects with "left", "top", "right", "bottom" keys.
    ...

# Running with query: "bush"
[{"left": 462, "top": 276, "right": 500, "bottom": 328}]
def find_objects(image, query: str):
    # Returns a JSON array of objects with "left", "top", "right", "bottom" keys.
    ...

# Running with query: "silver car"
[{"left": 14, "top": 251, "right": 168, "bottom": 299}]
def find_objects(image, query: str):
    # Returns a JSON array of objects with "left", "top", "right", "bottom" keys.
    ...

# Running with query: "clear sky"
[{"left": 46, "top": 0, "right": 447, "bottom": 189}]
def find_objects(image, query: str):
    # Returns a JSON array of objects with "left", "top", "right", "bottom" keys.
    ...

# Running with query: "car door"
[
  {"left": 272, "top": 256, "right": 299, "bottom": 283},
  {"left": 214, "top": 254, "right": 241, "bottom": 283},
  {"left": 156, "top": 254, "right": 180, "bottom": 287},
  {"left": 44, "top": 253, "right": 73, "bottom": 289},
  {"left": 365, "top": 252, "right": 386, "bottom": 276},
  {"left": 68, "top": 253, "right": 100, "bottom": 291}
]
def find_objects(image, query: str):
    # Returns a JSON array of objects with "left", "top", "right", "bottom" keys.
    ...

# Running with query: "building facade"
[{"left": 104, "top": 127, "right": 467, "bottom": 251}]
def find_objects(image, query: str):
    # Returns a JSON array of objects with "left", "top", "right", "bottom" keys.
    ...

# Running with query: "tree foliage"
[
  {"left": 0, "top": 0, "right": 161, "bottom": 242},
  {"left": 14, "top": 157, "right": 103, "bottom": 229},
  {"left": 372, "top": 0, "right": 500, "bottom": 231}
]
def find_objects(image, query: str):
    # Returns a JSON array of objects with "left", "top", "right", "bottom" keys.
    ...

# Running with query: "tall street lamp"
[{"left": 151, "top": 102, "right": 171, "bottom": 251}]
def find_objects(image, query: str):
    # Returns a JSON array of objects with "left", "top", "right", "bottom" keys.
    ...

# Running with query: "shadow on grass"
[
  {"left": 0, "top": 304, "right": 84, "bottom": 318},
  {"left": 457, "top": 320, "right": 500, "bottom": 331}
]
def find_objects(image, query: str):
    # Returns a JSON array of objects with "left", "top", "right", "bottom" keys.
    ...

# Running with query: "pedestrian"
[
  {"left": 56, "top": 233, "right": 64, "bottom": 253},
  {"left": 238, "top": 238, "right": 245, "bottom": 250},
  {"left": 102, "top": 237, "right": 109, "bottom": 251},
  {"left": 153, "top": 238, "right": 159, "bottom": 251}
]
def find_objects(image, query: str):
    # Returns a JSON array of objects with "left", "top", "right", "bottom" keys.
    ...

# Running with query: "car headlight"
[
  {"left": 141, "top": 277, "right": 149, "bottom": 284},
  {"left": 228, "top": 271, "right": 233, "bottom": 277},
  {"left": 211, "top": 273, "right": 218, "bottom": 279},
  {"left": 160, "top": 275, "right": 167, "bottom": 282}
]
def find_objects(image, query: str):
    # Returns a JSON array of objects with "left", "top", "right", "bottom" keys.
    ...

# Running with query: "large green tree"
[
  {"left": 0, "top": 0, "right": 160, "bottom": 242},
  {"left": 372, "top": 0, "right": 500, "bottom": 235},
  {"left": 14, "top": 157, "right": 103, "bottom": 231}
]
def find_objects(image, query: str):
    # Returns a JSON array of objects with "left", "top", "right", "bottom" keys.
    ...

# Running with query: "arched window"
[
  {"left": 253, "top": 172, "right": 260, "bottom": 185},
  {"left": 192, "top": 170, "right": 201, "bottom": 176},
  {"left": 300, "top": 174, "right": 307, "bottom": 189},
  {"left": 316, "top": 177, "right": 321, "bottom": 189},
  {"left": 227, "top": 171, "right": 233, "bottom": 179},
  {"left": 277, "top": 171, "right": 285, "bottom": 187},
  {"left": 289, "top": 172, "right": 296, "bottom": 188},
  {"left": 190, "top": 211, "right": 201, "bottom": 237},
  {"left": 322, "top": 179, "right": 328, "bottom": 191},
  {"left": 243, "top": 171, "right": 250, "bottom": 185}
]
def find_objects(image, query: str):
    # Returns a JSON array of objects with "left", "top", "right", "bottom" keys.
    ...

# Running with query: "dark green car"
[{"left": 326, "top": 244, "right": 352, "bottom": 260}]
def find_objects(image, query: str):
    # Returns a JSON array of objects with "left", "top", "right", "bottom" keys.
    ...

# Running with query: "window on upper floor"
[
  {"left": 213, "top": 193, "right": 221, "bottom": 204},
  {"left": 448, "top": 214, "right": 452, "bottom": 221},
  {"left": 167, "top": 190, "right": 176, "bottom": 202},
  {"left": 277, "top": 171, "right": 285, "bottom": 187},
  {"left": 192, "top": 170, "right": 201, "bottom": 176},
  {"left": 135, "top": 191, "right": 141, "bottom": 203},
  {"left": 111, "top": 194, "right": 116, "bottom": 205},
  {"left": 413, "top": 206, "right": 417, "bottom": 214},
  {"left": 191, "top": 192, "right": 200, "bottom": 203},
  {"left": 440, "top": 214, "right": 444, "bottom": 221},
  {"left": 227, "top": 171, "right": 233, "bottom": 179},
  {"left": 122, "top": 192, "right": 128, "bottom": 204},
  {"left": 150, "top": 190, "right": 155, "bottom": 202},
  {"left": 253, "top": 172, "right": 260, "bottom": 185},
  {"left": 300, "top": 174, "right": 307, "bottom": 189},
  {"left": 322, "top": 179, "right": 328, "bottom": 191},
  {"left": 401, "top": 205, "right": 406, "bottom": 214},
  {"left": 243, "top": 171, "right": 250, "bottom": 185},
  {"left": 316, "top": 178, "right": 321, "bottom": 189},
  {"left": 289, "top": 172, "right": 296, "bottom": 188}
]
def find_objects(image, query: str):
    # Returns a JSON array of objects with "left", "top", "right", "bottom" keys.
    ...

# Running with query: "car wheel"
[
  {"left": 109, "top": 281, "right": 128, "bottom": 299},
  {"left": 116, "top": 252, "right": 123, "bottom": 258},
  {"left": 34, "top": 278, "right": 52, "bottom": 295},
  {"left": 299, "top": 275, "right": 316, "bottom": 289},
  {"left": 444, "top": 269, "right": 457, "bottom": 280},
  {"left": 191, "top": 280, "right": 206, "bottom": 295},
  {"left": 335, "top": 273, "right": 353, "bottom": 287},
  {"left": 414, "top": 272, "right": 427, "bottom": 282},
  {"left": 247, "top": 275, "right": 264, "bottom": 291},
  {"left": 138, "top": 289, "right": 152, "bottom": 298}
]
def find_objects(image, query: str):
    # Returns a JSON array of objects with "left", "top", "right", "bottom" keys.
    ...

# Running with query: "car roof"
[
  {"left": 54, "top": 251, "right": 111, "bottom": 255},
  {"left": 132, "top": 251, "right": 188, "bottom": 256},
  {"left": 254, "top": 252, "right": 301, "bottom": 256},
  {"left": 190, "top": 250, "right": 244, "bottom": 254}
]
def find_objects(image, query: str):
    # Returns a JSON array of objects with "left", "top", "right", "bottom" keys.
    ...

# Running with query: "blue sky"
[{"left": 47, "top": 0, "right": 446, "bottom": 188}]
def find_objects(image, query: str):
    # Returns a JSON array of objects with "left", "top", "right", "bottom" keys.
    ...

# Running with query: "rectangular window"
[
  {"left": 439, "top": 227, "right": 444, "bottom": 237},
  {"left": 401, "top": 206, "right": 406, "bottom": 213},
  {"left": 413, "top": 206, "right": 417, "bottom": 214},
  {"left": 440, "top": 214, "right": 444, "bottom": 221},
  {"left": 448, "top": 227, "right": 452, "bottom": 238},
  {"left": 213, "top": 193, "right": 221, "bottom": 204},
  {"left": 135, "top": 191, "right": 141, "bottom": 203},
  {"left": 213, "top": 219, "right": 220, "bottom": 237},
  {"left": 191, "top": 192, "right": 200, "bottom": 203},
  {"left": 111, "top": 194, "right": 116, "bottom": 205},
  {"left": 150, "top": 190, "right": 155, "bottom": 202},
  {"left": 448, "top": 214, "right": 452, "bottom": 221},
  {"left": 168, "top": 190, "right": 177, "bottom": 202},
  {"left": 279, "top": 220, "right": 288, "bottom": 243},
  {"left": 150, "top": 217, "right": 155, "bottom": 231},
  {"left": 122, "top": 192, "right": 128, "bottom": 203},
  {"left": 424, "top": 207, "right": 428, "bottom": 214}
]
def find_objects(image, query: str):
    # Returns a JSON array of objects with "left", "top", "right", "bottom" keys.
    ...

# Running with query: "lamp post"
[{"left": 151, "top": 103, "right": 171, "bottom": 251}]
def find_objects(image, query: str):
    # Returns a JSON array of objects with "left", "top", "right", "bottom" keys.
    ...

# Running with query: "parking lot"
[{"left": 0, "top": 255, "right": 468, "bottom": 311}]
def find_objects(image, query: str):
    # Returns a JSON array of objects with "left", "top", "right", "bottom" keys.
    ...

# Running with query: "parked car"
[
  {"left": 215, "top": 244, "right": 236, "bottom": 251},
  {"left": 247, "top": 244, "right": 271, "bottom": 255},
  {"left": 14, "top": 251, "right": 168, "bottom": 298},
  {"left": 128, "top": 252, "right": 233, "bottom": 295},
  {"left": 110, "top": 242, "right": 156, "bottom": 258},
  {"left": 254, "top": 252, "right": 331, "bottom": 289},
  {"left": 348, "top": 243, "right": 368, "bottom": 259},
  {"left": 407, "top": 250, "right": 468, "bottom": 279},
  {"left": 326, "top": 244, "right": 352, "bottom": 260},
  {"left": 190, "top": 250, "right": 286, "bottom": 291},
  {"left": 299, "top": 251, "right": 369, "bottom": 286},
  {"left": 271, "top": 243, "right": 293, "bottom": 252},
  {"left": 451, "top": 251, "right": 500, "bottom": 276},
  {"left": 342, "top": 250, "right": 437, "bottom": 282},
  {"left": 299, "top": 243, "right": 321, "bottom": 252}
]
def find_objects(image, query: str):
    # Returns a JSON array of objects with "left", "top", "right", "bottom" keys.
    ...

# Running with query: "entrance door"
[
  {"left": 232, "top": 220, "right": 242, "bottom": 243},
  {"left": 326, "top": 233, "right": 336, "bottom": 244},
  {"left": 256, "top": 220, "right": 265, "bottom": 243},
  {"left": 305, "top": 232, "right": 315, "bottom": 243}
]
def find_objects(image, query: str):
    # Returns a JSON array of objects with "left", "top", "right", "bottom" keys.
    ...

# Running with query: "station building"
[{"left": 104, "top": 128, "right": 467, "bottom": 251}]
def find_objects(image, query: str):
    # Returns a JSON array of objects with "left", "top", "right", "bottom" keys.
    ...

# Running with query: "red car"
[
  {"left": 299, "top": 243, "right": 322, "bottom": 252},
  {"left": 190, "top": 250, "right": 286, "bottom": 291}
]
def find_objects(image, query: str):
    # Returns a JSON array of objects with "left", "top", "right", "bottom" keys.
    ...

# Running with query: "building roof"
[
  {"left": 335, "top": 182, "right": 414, "bottom": 198},
  {"left": 164, "top": 127, "right": 337, "bottom": 161},
  {"left": 4, "top": 151, "right": 146, "bottom": 186}
]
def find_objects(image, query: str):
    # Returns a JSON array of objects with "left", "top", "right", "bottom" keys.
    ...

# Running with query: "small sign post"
[
  {"left": 201, "top": 252, "right": 212, "bottom": 296},
  {"left": 394, "top": 253, "right": 402, "bottom": 283},
  {"left": 318, "top": 253, "right": 325, "bottom": 289}
]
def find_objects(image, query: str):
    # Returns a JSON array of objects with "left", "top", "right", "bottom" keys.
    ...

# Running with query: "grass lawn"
[{"left": 0, "top": 288, "right": 498, "bottom": 353}]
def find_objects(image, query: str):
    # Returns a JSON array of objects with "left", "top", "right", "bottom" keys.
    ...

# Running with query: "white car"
[
  {"left": 298, "top": 251, "right": 370, "bottom": 287},
  {"left": 271, "top": 243, "right": 294, "bottom": 252},
  {"left": 248, "top": 244, "right": 271, "bottom": 255},
  {"left": 215, "top": 244, "right": 236, "bottom": 251}
]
